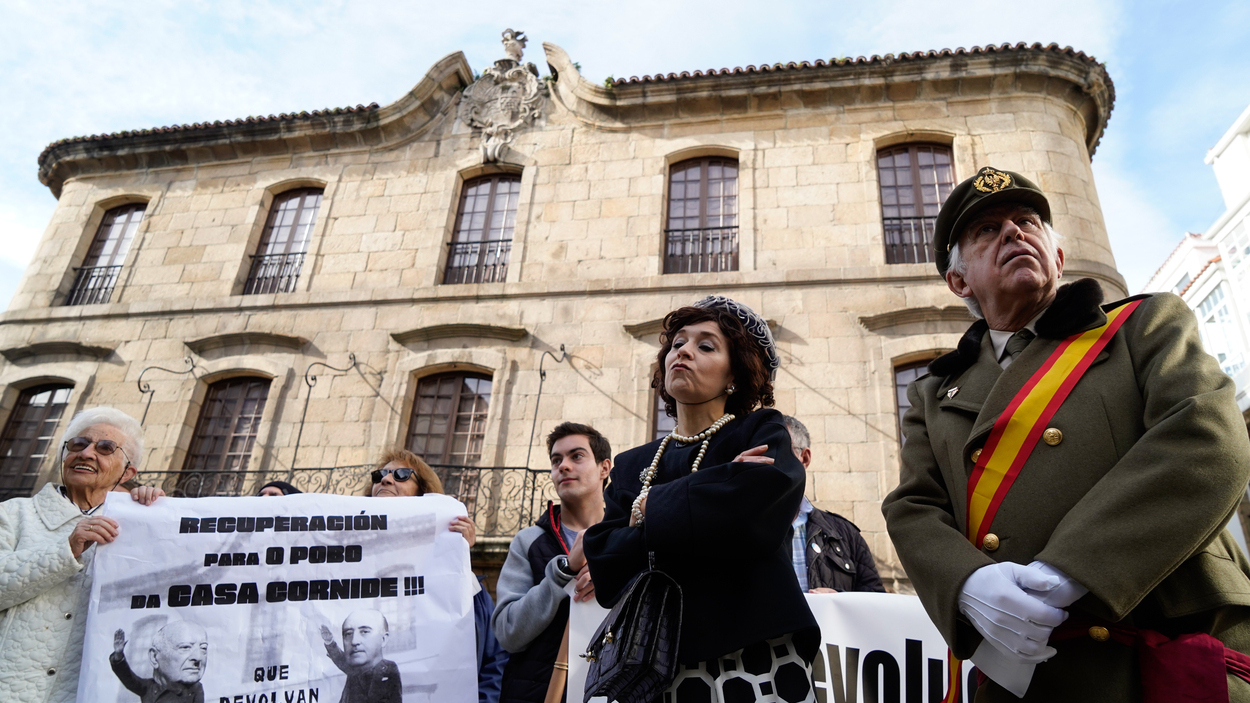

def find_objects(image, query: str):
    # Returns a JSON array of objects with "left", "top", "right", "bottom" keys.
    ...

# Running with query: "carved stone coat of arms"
[{"left": 458, "top": 29, "right": 547, "bottom": 162}]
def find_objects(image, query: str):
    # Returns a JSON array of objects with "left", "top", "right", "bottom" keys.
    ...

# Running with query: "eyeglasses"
[
  {"left": 63, "top": 436, "right": 132, "bottom": 467},
  {"left": 65, "top": 437, "right": 125, "bottom": 456},
  {"left": 371, "top": 467, "right": 415, "bottom": 484}
]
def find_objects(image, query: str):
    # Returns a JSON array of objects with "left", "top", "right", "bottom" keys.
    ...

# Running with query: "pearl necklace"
[{"left": 631, "top": 413, "right": 735, "bottom": 526}]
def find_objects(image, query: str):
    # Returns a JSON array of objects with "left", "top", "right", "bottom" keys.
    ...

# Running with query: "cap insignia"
[{"left": 973, "top": 168, "right": 1012, "bottom": 193}]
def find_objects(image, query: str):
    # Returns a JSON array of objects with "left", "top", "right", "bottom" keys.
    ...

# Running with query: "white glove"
[
  {"left": 1025, "top": 561, "right": 1089, "bottom": 608},
  {"left": 958, "top": 562, "right": 1068, "bottom": 664}
]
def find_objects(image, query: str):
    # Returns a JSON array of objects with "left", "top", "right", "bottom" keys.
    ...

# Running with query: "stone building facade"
[{"left": 0, "top": 34, "right": 1119, "bottom": 587}]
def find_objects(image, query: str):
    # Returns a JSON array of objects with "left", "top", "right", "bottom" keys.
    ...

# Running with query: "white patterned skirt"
[{"left": 664, "top": 632, "right": 817, "bottom": 703}]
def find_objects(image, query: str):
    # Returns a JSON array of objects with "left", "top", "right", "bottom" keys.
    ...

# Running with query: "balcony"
[
  {"left": 664, "top": 226, "right": 739, "bottom": 274},
  {"left": 136, "top": 463, "right": 554, "bottom": 539},
  {"left": 244, "top": 252, "right": 304, "bottom": 295},
  {"left": 444, "top": 239, "right": 511, "bottom": 285},
  {"left": 64, "top": 265, "right": 122, "bottom": 306},
  {"left": 884, "top": 216, "right": 938, "bottom": 265}
]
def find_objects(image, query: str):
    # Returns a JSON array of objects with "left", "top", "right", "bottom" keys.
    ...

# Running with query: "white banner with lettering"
[
  {"left": 79, "top": 492, "right": 477, "bottom": 703},
  {"left": 570, "top": 592, "right": 972, "bottom": 703}
]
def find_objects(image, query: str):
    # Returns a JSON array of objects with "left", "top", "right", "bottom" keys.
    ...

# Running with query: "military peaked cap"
[{"left": 933, "top": 166, "right": 1052, "bottom": 274}]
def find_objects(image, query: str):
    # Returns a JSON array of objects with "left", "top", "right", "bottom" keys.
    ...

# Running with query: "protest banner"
[
  {"left": 569, "top": 592, "right": 971, "bottom": 703},
  {"left": 78, "top": 492, "right": 477, "bottom": 703}
]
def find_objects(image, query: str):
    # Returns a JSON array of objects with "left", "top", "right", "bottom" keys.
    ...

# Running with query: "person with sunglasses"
[
  {"left": 0, "top": 406, "right": 164, "bottom": 703},
  {"left": 367, "top": 448, "right": 508, "bottom": 703}
]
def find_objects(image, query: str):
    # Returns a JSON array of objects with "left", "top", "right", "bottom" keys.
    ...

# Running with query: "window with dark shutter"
[
  {"left": 179, "top": 377, "right": 270, "bottom": 496},
  {"left": 0, "top": 384, "right": 74, "bottom": 500}
]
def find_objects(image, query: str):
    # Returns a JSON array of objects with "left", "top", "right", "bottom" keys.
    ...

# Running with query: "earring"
[{"left": 726, "top": 384, "right": 736, "bottom": 394}]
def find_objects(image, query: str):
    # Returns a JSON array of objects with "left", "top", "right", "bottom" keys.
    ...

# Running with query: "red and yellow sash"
[{"left": 943, "top": 300, "right": 1142, "bottom": 703}]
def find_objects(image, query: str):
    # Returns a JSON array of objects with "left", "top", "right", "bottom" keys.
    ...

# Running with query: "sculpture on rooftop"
[{"left": 457, "top": 29, "right": 546, "bottom": 162}]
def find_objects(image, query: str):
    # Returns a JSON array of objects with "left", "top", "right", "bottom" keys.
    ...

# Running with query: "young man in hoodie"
[{"left": 492, "top": 422, "right": 611, "bottom": 703}]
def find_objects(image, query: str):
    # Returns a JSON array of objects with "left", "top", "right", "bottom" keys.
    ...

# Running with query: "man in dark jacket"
[
  {"left": 783, "top": 415, "right": 885, "bottom": 593},
  {"left": 492, "top": 423, "right": 611, "bottom": 703}
]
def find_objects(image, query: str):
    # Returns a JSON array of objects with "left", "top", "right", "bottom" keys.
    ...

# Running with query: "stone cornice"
[
  {"left": 624, "top": 317, "right": 777, "bottom": 339},
  {"left": 544, "top": 41, "right": 1115, "bottom": 156},
  {"left": 38, "top": 52, "right": 475, "bottom": 198},
  {"left": 858, "top": 306, "right": 974, "bottom": 334},
  {"left": 391, "top": 324, "right": 529, "bottom": 345},
  {"left": 0, "top": 340, "right": 114, "bottom": 362},
  {"left": 185, "top": 332, "right": 309, "bottom": 355}
]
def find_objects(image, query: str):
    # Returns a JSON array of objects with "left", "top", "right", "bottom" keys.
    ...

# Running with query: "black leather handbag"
[{"left": 582, "top": 553, "right": 683, "bottom": 703}]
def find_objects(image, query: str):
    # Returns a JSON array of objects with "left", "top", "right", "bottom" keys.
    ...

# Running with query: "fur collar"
[{"left": 928, "top": 278, "right": 1145, "bottom": 379}]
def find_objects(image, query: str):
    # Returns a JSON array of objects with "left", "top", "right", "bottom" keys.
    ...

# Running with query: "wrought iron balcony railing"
[
  {"left": 244, "top": 252, "right": 304, "bottom": 295},
  {"left": 64, "top": 265, "right": 122, "bottom": 306},
  {"left": 444, "top": 239, "right": 511, "bottom": 285},
  {"left": 664, "top": 226, "right": 739, "bottom": 274},
  {"left": 883, "top": 216, "right": 938, "bottom": 265},
  {"left": 133, "top": 463, "right": 556, "bottom": 539}
]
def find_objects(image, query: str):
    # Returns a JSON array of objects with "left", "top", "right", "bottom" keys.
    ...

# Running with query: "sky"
[{"left": 1, "top": 0, "right": 1247, "bottom": 309}]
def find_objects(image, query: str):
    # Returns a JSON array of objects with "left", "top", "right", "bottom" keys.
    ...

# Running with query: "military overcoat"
[{"left": 882, "top": 278, "right": 1250, "bottom": 702}]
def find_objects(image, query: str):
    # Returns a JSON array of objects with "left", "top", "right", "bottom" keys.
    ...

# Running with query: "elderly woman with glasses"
[
  {"left": 0, "top": 406, "right": 164, "bottom": 703},
  {"left": 364, "top": 448, "right": 509, "bottom": 703}
]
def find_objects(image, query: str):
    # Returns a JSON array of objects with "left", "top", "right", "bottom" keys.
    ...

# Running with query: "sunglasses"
[
  {"left": 371, "top": 467, "right": 416, "bottom": 484},
  {"left": 65, "top": 436, "right": 125, "bottom": 456}
]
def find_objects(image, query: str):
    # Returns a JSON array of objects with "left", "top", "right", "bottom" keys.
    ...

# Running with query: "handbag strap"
[{"left": 648, "top": 550, "right": 656, "bottom": 571}]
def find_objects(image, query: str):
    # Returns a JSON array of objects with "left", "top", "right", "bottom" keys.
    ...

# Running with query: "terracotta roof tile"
[
  {"left": 38, "top": 103, "right": 381, "bottom": 161},
  {"left": 610, "top": 42, "right": 1106, "bottom": 86}
]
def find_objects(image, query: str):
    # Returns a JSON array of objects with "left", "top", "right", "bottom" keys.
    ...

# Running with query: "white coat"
[{"left": 0, "top": 483, "right": 93, "bottom": 702}]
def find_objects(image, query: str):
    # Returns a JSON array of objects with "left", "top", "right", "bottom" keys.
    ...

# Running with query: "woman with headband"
[{"left": 584, "top": 296, "right": 818, "bottom": 703}]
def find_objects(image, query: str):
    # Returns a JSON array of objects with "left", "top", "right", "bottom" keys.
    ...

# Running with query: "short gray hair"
[
  {"left": 61, "top": 407, "right": 144, "bottom": 469},
  {"left": 781, "top": 415, "right": 810, "bottom": 451},
  {"left": 946, "top": 217, "right": 1063, "bottom": 320}
]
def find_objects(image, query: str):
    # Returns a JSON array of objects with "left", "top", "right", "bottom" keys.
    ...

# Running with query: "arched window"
[
  {"left": 894, "top": 360, "right": 934, "bottom": 444},
  {"left": 665, "top": 157, "right": 739, "bottom": 273},
  {"left": 179, "top": 377, "right": 270, "bottom": 496},
  {"left": 878, "top": 144, "right": 954, "bottom": 264},
  {"left": 444, "top": 175, "right": 519, "bottom": 284},
  {"left": 0, "top": 384, "right": 74, "bottom": 500},
  {"left": 407, "top": 372, "right": 492, "bottom": 466},
  {"left": 65, "top": 203, "right": 144, "bottom": 305},
  {"left": 244, "top": 188, "right": 322, "bottom": 294}
]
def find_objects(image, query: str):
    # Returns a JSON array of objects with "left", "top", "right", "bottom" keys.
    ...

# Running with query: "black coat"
[
  {"left": 804, "top": 508, "right": 885, "bottom": 593},
  {"left": 584, "top": 409, "right": 819, "bottom": 665}
]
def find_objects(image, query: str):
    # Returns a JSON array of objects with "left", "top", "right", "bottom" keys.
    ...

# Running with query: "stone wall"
[{"left": 2, "top": 40, "right": 1119, "bottom": 586}]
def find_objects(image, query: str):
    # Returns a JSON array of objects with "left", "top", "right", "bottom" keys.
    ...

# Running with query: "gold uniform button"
[
  {"left": 1088, "top": 626, "right": 1110, "bottom": 642},
  {"left": 1042, "top": 427, "right": 1063, "bottom": 446},
  {"left": 970, "top": 449, "right": 982, "bottom": 463},
  {"left": 982, "top": 533, "right": 1000, "bottom": 551}
]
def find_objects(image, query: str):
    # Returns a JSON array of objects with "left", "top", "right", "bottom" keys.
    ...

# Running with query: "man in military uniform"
[{"left": 882, "top": 166, "right": 1250, "bottom": 701}]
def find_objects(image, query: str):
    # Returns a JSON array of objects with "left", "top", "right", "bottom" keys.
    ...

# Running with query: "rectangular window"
[
  {"left": 65, "top": 203, "right": 144, "bottom": 305},
  {"left": 444, "top": 176, "right": 518, "bottom": 285},
  {"left": 0, "top": 385, "right": 73, "bottom": 500},
  {"left": 665, "top": 157, "right": 739, "bottom": 274},
  {"left": 879, "top": 145, "right": 954, "bottom": 264}
]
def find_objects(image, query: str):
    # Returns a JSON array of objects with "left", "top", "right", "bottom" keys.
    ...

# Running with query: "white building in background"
[
  {"left": 1144, "top": 103, "right": 1250, "bottom": 553},
  {"left": 1146, "top": 104, "right": 1250, "bottom": 413}
]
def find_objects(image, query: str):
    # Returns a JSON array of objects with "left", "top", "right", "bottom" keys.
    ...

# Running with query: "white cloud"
[{"left": 1090, "top": 159, "right": 1183, "bottom": 293}]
